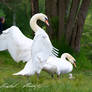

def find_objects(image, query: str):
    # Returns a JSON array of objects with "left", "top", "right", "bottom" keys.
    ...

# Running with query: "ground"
[{"left": 0, "top": 51, "right": 92, "bottom": 92}]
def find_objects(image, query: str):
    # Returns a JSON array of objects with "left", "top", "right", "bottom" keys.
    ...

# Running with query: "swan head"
[
  {"left": 61, "top": 53, "right": 76, "bottom": 67},
  {"left": 37, "top": 13, "right": 49, "bottom": 26},
  {"left": 30, "top": 13, "right": 49, "bottom": 32}
]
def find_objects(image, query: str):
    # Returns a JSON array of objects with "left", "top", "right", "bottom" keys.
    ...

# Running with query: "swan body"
[
  {"left": 13, "top": 13, "right": 58, "bottom": 76},
  {"left": 13, "top": 60, "right": 35, "bottom": 76},
  {"left": 43, "top": 53, "right": 76, "bottom": 77},
  {"left": 0, "top": 26, "right": 33, "bottom": 62},
  {"left": 13, "top": 53, "right": 76, "bottom": 77}
]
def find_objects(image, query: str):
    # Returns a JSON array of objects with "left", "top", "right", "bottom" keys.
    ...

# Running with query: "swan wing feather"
[{"left": 0, "top": 26, "right": 33, "bottom": 62}]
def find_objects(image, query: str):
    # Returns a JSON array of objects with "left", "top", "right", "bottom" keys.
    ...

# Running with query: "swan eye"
[
  {"left": 74, "top": 60, "right": 76, "bottom": 63},
  {"left": 45, "top": 17, "right": 49, "bottom": 26},
  {"left": 66, "top": 57, "right": 69, "bottom": 61},
  {"left": 45, "top": 17, "right": 48, "bottom": 21}
]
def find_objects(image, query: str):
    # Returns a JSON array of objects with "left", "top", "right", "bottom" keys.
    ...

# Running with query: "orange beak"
[
  {"left": 73, "top": 62, "right": 76, "bottom": 68},
  {"left": 45, "top": 20, "right": 49, "bottom": 26}
]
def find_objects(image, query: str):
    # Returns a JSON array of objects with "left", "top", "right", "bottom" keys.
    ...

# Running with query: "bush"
[{"left": 0, "top": 9, "right": 5, "bottom": 17}]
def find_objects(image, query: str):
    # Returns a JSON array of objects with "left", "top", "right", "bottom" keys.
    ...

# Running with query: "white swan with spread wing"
[{"left": 13, "top": 13, "right": 59, "bottom": 77}]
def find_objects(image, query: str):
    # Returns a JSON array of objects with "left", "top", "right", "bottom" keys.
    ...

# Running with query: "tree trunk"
[
  {"left": 65, "top": 0, "right": 70, "bottom": 17},
  {"left": 31, "top": 0, "right": 39, "bottom": 16},
  {"left": 30, "top": 0, "right": 39, "bottom": 36},
  {"left": 45, "top": 0, "right": 58, "bottom": 18},
  {"left": 65, "top": 0, "right": 80, "bottom": 44},
  {"left": 58, "top": 0, "right": 66, "bottom": 41},
  {"left": 45, "top": 0, "right": 58, "bottom": 39},
  {"left": 71, "top": 0, "right": 91, "bottom": 52}
]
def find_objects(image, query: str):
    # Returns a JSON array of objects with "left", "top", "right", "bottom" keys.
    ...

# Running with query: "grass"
[
  {"left": 0, "top": 51, "right": 92, "bottom": 91},
  {"left": 0, "top": 64, "right": 92, "bottom": 92}
]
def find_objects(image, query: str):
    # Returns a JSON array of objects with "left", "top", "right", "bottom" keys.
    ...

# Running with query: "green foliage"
[
  {"left": 0, "top": 9, "right": 5, "bottom": 17},
  {"left": 50, "top": 16, "right": 59, "bottom": 33},
  {"left": 39, "top": 0, "right": 45, "bottom": 13},
  {"left": 79, "top": 2, "right": 92, "bottom": 69}
]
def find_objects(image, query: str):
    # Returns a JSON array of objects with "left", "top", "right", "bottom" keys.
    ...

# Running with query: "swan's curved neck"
[
  {"left": 30, "top": 17, "right": 42, "bottom": 32},
  {"left": 61, "top": 54, "right": 67, "bottom": 60}
]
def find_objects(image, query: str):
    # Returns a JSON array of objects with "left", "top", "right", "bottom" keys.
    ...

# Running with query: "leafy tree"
[{"left": 45, "top": 0, "right": 91, "bottom": 52}]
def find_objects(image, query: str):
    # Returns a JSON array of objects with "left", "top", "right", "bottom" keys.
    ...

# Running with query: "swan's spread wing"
[
  {"left": 0, "top": 26, "right": 33, "bottom": 62},
  {"left": 31, "top": 31, "right": 59, "bottom": 73},
  {"left": 0, "top": 35, "right": 8, "bottom": 51},
  {"left": 32, "top": 34, "right": 58, "bottom": 59},
  {"left": 41, "top": 35, "right": 59, "bottom": 57},
  {"left": 0, "top": 28, "right": 10, "bottom": 51}
]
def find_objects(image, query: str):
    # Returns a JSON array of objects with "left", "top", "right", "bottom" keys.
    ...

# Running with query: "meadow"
[{"left": 0, "top": 52, "right": 92, "bottom": 92}]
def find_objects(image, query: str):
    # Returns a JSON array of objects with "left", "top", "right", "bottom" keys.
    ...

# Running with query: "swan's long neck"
[
  {"left": 61, "top": 54, "right": 67, "bottom": 61},
  {"left": 30, "top": 16, "right": 42, "bottom": 32}
]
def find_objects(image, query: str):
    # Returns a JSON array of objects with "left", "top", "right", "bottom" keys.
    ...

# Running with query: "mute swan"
[
  {"left": 43, "top": 53, "right": 76, "bottom": 79},
  {"left": 13, "top": 13, "right": 59, "bottom": 78},
  {"left": 0, "top": 26, "right": 33, "bottom": 62}
]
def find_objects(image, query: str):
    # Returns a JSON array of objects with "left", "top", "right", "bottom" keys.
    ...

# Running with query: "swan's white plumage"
[
  {"left": 43, "top": 53, "right": 76, "bottom": 76},
  {"left": 13, "top": 61, "right": 35, "bottom": 76},
  {"left": 13, "top": 53, "right": 75, "bottom": 76},
  {"left": 31, "top": 30, "right": 56, "bottom": 74},
  {"left": 28, "top": 13, "right": 59, "bottom": 75},
  {"left": 0, "top": 26, "right": 33, "bottom": 62},
  {"left": 13, "top": 13, "right": 59, "bottom": 76}
]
